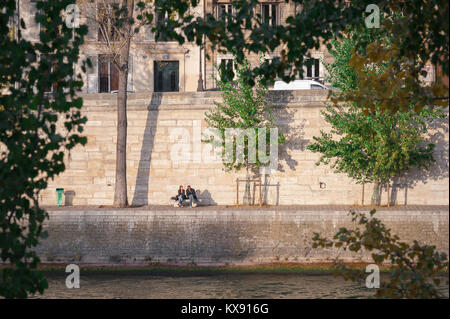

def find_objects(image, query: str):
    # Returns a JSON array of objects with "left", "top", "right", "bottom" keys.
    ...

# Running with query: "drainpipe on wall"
[
  {"left": 197, "top": 44, "right": 204, "bottom": 91},
  {"left": 197, "top": 1, "right": 205, "bottom": 92}
]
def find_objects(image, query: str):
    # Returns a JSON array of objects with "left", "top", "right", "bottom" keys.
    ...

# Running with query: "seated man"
[{"left": 186, "top": 185, "right": 198, "bottom": 208}]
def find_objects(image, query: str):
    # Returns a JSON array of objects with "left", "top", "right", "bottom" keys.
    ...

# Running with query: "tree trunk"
[
  {"left": 114, "top": 67, "right": 129, "bottom": 207},
  {"left": 113, "top": 0, "right": 133, "bottom": 207},
  {"left": 371, "top": 182, "right": 381, "bottom": 207}
]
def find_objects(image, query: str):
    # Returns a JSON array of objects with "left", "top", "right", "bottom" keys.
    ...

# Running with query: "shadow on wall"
[
  {"left": 250, "top": 91, "right": 308, "bottom": 205},
  {"left": 64, "top": 190, "right": 76, "bottom": 206},
  {"left": 267, "top": 90, "right": 309, "bottom": 172},
  {"left": 131, "top": 93, "right": 161, "bottom": 206},
  {"left": 388, "top": 111, "right": 449, "bottom": 206},
  {"left": 197, "top": 189, "right": 217, "bottom": 206},
  {"left": 250, "top": 177, "right": 280, "bottom": 206}
]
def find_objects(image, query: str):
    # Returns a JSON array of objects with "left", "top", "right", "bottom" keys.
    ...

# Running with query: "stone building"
[
  {"left": 17, "top": 0, "right": 335, "bottom": 94},
  {"left": 203, "top": 0, "right": 334, "bottom": 90}
]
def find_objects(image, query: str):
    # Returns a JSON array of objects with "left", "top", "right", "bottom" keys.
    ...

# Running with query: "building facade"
[{"left": 18, "top": 0, "right": 339, "bottom": 94}]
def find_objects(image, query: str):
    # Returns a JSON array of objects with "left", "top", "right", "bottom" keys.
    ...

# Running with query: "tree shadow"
[
  {"left": 131, "top": 93, "right": 161, "bottom": 206},
  {"left": 251, "top": 175, "right": 280, "bottom": 205},
  {"left": 267, "top": 90, "right": 309, "bottom": 172},
  {"left": 197, "top": 189, "right": 217, "bottom": 206},
  {"left": 250, "top": 91, "right": 309, "bottom": 205},
  {"left": 389, "top": 112, "right": 449, "bottom": 205}
]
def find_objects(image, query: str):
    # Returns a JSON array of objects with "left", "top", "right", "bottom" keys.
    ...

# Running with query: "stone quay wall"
[
  {"left": 33, "top": 208, "right": 449, "bottom": 265},
  {"left": 39, "top": 90, "right": 449, "bottom": 206}
]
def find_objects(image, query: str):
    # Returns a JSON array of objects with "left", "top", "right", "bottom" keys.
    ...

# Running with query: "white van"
[{"left": 271, "top": 79, "right": 327, "bottom": 90}]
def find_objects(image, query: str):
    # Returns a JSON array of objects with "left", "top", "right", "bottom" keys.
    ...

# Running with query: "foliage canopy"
[{"left": 0, "top": 0, "right": 88, "bottom": 298}]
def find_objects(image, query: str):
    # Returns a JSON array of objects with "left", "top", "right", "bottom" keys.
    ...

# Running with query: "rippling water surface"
[{"left": 30, "top": 272, "right": 449, "bottom": 299}]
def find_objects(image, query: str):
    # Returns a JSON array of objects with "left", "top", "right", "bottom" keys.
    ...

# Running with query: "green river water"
[{"left": 30, "top": 272, "right": 449, "bottom": 299}]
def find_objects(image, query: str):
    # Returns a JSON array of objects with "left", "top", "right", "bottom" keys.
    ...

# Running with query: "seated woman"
[
  {"left": 186, "top": 185, "right": 198, "bottom": 208},
  {"left": 175, "top": 185, "right": 186, "bottom": 207}
]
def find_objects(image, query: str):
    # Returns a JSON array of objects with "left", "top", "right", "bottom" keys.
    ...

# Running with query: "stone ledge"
[{"left": 31, "top": 208, "right": 449, "bottom": 265}]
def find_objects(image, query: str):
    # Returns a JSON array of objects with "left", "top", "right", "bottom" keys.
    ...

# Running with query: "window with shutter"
[
  {"left": 98, "top": 55, "right": 109, "bottom": 92},
  {"left": 110, "top": 59, "right": 119, "bottom": 92},
  {"left": 98, "top": 54, "right": 119, "bottom": 93}
]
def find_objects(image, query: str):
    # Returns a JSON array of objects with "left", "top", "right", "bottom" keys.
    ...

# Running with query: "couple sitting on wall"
[{"left": 171, "top": 185, "right": 198, "bottom": 208}]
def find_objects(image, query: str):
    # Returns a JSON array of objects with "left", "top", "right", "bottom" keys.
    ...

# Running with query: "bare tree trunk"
[
  {"left": 114, "top": 66, "right": 129, "bottom": 207},
  {"left": 113, "top": 0, "right": 134, "bottom": 207}
]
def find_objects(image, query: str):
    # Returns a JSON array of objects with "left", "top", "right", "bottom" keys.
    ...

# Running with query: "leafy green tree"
[
  {"left": 0, "top": 0, "right": 88, "bottom": 298},
  {"left": 203, "top": 58, "right": 285, "bottom": 204},
  {"left": 312, "top": 210, "right": 449, "bottom": 298},
  {"left": 307, "top": 27, "right": 445, "bottom": 206}
]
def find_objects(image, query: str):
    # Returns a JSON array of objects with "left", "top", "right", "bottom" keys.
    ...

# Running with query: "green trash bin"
[{"left": 56, "top": 188, "right": 64, "bottom": 207}]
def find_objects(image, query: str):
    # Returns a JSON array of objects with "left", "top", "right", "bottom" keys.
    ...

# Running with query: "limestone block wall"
[
  {"left": 33, "top": 208, "right": 449, "bottom": 265},
  {"left": 39, "top": 91, "right": 449, "bottom": 206}
]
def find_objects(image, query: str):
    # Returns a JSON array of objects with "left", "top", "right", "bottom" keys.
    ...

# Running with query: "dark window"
[
  {"left": 220, "top": 59, "right": 233, "bottom": 71},
  {"left": 220, "top": 58, "right": 234, "bottom": 81},
  {"left": 218, "top": 4, "right": 233, "bottom": 22},
  {"left": 154, "top": 8, "right": 171, "bottom": 41},
  {"left": 314, "top": 58, "right": 320, "bottom": 79},
  {"left": 99, "top": 56, "right": 109, "bottom": 92},
  {"left": 170, "top": 71, "right": 176, "bottom": 91},
  {"left": 262, "top": 4, "right": 278, "bottom": 27},
  {"left": 154, "top": 61, "right": 179, "bottom": 92},
  {"left": 306, "top": 62, "right": 312, "bottom": 78},
  {"left": 156, "top": 9, "right": 165, "bottom": 25},
  {"left": 265, "top": 56, "right": 280, "bottom": 66},
  {"left": 98, "top": 54, "right": 119, "bottom": 93},
  {"left": 157, "top": 71, "right": 163, "bottom": 91},
  {"left": 306, "top": 58, "right": 320, "bottom": 81},
  {"left": 110, "top": 59, "right": 119, "bottom": 91}
]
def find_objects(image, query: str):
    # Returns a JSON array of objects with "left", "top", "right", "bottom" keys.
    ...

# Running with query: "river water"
[{"left": 30, "top": 272, "right": 449, "bottom": 299}]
